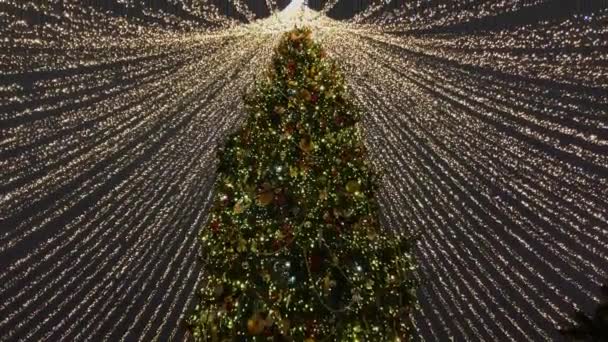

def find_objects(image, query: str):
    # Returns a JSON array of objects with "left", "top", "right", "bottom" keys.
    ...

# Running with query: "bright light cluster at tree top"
[{"left": 0, "top": 0, "right": 607, "bottom": 341}]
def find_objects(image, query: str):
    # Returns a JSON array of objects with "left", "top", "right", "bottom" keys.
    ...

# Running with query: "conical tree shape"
[{"left": 189, "top": 27, "right": 417, "bottom": 341}]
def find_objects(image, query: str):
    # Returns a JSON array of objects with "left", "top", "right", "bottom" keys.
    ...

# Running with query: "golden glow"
[{"left": 0, "top": 1, "right": 607, "bottom": 341}]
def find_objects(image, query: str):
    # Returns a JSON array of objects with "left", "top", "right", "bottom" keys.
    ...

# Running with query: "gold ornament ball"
[
  {"left": 346, "top": 180, "right": 361, "bottom": 193},
  {"left": 256, "top": 191, "right": 274, "bottom": 206},
  {"left": 247, "top": 316, "right": 264, "bottom": 335},
  {"left": 299, "top": 136, "right": 313, "bottom": 152}
]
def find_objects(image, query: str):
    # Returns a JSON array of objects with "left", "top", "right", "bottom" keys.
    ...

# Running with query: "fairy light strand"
[{"left": 1, "top": 1, "right": 607, "bottom": 340}]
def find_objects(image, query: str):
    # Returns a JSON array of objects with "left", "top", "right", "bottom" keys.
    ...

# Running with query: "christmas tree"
[{"left": 188, "top": 27, "right": 418, "bottom": 341}]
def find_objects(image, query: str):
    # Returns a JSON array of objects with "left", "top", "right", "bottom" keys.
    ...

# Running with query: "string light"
[{"left": 0, "top": 1, "right": 607, "bottom": 341}]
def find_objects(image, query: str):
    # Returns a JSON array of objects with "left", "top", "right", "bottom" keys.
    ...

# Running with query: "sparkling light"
[{"left": 0, "top": 0, "right": 607, "bottom": 341}]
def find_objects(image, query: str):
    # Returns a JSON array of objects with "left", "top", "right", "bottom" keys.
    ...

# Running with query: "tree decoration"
[{"left": 188, "top": 27, "right": 418, "bottom": 341}]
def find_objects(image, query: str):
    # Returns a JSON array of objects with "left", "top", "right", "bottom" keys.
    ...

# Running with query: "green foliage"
[{"left": 188, "top": 27, "right": 418, "bottom": 341}]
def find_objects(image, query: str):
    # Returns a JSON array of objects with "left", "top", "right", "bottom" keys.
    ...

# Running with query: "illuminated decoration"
[
  {"left": 188, "top": 27, "right": 417, "bottom": 341},
  {"left": 0, "top": 0, "right": 607, "bottom": 341}
]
